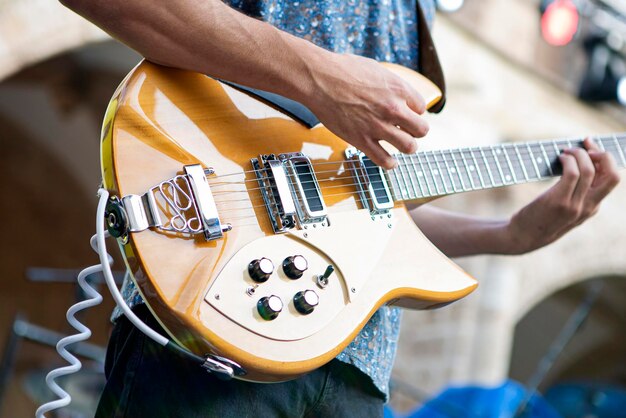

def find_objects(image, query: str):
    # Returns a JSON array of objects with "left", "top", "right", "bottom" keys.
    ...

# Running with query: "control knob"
[
  {"left": 257, "top": 296, "right": 283, "bottom": 321},
  {"left": 293, "top": 290, "right": 319, "bottom": 315},
  {"left": 248, "top": 258, "right": 274, "bottom": 283},
  {"left": 282, "top": 255, "right": 308, "bottom": 279}
]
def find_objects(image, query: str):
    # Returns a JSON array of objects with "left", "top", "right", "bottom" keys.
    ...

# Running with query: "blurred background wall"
[{"left": 0, "top": 0, "right": 624, "bottom": 416}]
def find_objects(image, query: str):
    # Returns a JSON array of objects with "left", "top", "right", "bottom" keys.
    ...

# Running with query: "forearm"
[
  {"left": 409, "top": 205, "right": 517, "bottom": 257},
  {"left": 60, "top": 0, "right": 325, "bottom": 102}
]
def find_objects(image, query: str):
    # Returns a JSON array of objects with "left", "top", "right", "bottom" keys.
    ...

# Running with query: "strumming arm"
[{"left": 59, "top": 0, "right": 430, "bottom": 169}]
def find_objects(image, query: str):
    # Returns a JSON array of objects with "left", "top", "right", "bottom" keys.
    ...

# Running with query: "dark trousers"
[{"left": 95, "top": 305, "right": 385, "bottom": 417}]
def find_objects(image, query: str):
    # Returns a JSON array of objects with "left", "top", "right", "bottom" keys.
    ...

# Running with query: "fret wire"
[
  {"left": 386, "top": 169, "right": 400, "bottom": 201},
  {"left": 416, "top": 153, "right": 434, "bottom": 197},
  {"left": 445, "top": 150, "right": 462, "bottom": 191},
  {"left": 433, "top": 151, "right": 452, "bottom": 194},
  {"left": 391, "top": 168, "right": 404, "bottom": 201},
  {"left": 597, "top": 137, "right": 606, "bottom": 152},
  {"left": 440, "top": 150, "right": 459, "bottom": 192},
  {"left": 387, "top": 159, "right": 404, "bottom": 200},
  {"left": 613, "top": 134, "right": 626, "bottom": 167},
  {"left": 552, "top": 140, "right": 561, "bottom": 158},
  {"left": 501, "top": 145, "right": 519, "bottom": 184},
  {"left": 526, "top": 143, "right": 542, "bottom": 178},
  {"left": 513, "top": 145, "right": 530, "bottom": 181},
  {"left": 424, "top": 152, "right": 443, "bottom": 195},
  {"left": 469, "top": 148, "right": 486, "bottom": 189},
  {"left": 409, "top": 154, "right": 427, "bottom": 197},
  {"left": 479, "top": 148, "right": 497, "bottom": 186},
  {"left": 459, "top": 149, "right": 477, "bottom": 190},
  {"left": 396, "top": 158, "right": 411, "bottom": 200},
  {"left": 450, "top": 150, "right": 467, "bottom": 190},
  {"left": 400, "top": 154, "right": 418, "bottom": 199},
  {"left": 490, "top": 146, "right": 509, "bottom": 184},
  {"left": 539, "top": 142, "right": 554, "bottom": 176}
]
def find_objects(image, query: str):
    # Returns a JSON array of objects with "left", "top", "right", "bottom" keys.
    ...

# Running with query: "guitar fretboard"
[{"left": 386, "top": 134, "right": 626, "bottom": 201}]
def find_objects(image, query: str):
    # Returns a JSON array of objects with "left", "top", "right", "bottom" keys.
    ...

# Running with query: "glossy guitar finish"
[{"left": 100, "top": 61, "right": 478, "bottom": 382}]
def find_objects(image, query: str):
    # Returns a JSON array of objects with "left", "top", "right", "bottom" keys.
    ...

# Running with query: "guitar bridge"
[
  {"left": 252, "top": 153, "right": 328, "bottom": 233},
  {"left": 105, "top": 164, "right": 231, "bottom": 241}
]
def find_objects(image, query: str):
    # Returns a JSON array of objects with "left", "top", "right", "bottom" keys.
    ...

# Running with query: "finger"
[
  {"left": 361, "top": 139, "right": 397, "bottom": 169},
  {"left": 583, "top": 137, "right": 600, "bottom": 152},
  {"left": 586, "top": 151, "right": 621, "bottom": 203},
  {"left": 563, "top": 148, "right": 595, "bottom": 205},
  {"left": 380, "top": 124, "right": 419, "bottom": 154},
  {"left": 394, "top": 106, "right": 430, "bottom": 139},
  {"left": 404, "top": 84, "right": 426, "bottom": 115},
  {"left": 552, "top": 153, "right": 580, "bottom": 201}
]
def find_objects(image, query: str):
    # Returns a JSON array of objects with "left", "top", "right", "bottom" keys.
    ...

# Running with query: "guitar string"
[
  {"left": 208, "top": 152, "right": 559, "bottom": 185},
  {"left": 164, "top": 162, "right": 580, "bottom": 229},
  {"left": 208, "top": 153, "right": 564, "bottom": 192},
  {"left": 206, "top": 143, "right": 623, "bottom": 190},
  {"left": 208, "top": 138, "right": 626, "bottom": 195},
  {"left": 205, "top": 136, "right": 624, "bottom": 181},
  {"left": 209, "top": 141, "right": 625, "bottom": 208},
  {"left": 208, "top": 154, "right": 572, "bottom": 207},
  {"left": 154, "top": 138, "right": 626, "bottom": 230},
  {"left": 207, "top": 159, "right": 560, "bottom": 199}
]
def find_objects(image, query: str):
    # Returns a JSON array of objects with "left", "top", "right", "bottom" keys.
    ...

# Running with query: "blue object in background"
[
  {"left": 384, "top": 379, "right": 562, "bottom": 418},
  {"left": 543, "top": 382, "right": 626, "bottom": 418}
]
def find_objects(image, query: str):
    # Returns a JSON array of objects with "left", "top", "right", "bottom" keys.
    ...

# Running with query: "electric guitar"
[{"left": 101, "top": 61, "right": 626, "bottom": 382}]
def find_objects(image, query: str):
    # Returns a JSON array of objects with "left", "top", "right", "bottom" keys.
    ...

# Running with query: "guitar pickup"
[
  {"left": 286, "top": 155, "right": 328, "bottom": 226},
  {"left": 252, "top": 153, "right": 327, "bottom": 233},
  {"left": 346, "top": 148, "right": 394, "bottom": 215}
]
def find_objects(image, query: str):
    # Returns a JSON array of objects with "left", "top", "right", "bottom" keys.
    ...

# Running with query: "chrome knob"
[
  {"left": 282, "top": 255, "right": 308, "bottom": 279},
  {"left": 248, "top": 258, "right": 274, "bottom": 283},
  {"left": 293, "top": 290, "right": 319, "bottom": 315},
  {"left": 257, "top": 296, "right": 283, "bottom": 321}
]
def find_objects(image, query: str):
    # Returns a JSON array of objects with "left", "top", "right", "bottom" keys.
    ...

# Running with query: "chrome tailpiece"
[
  {"left": 104, "top": 164, "right": 231, "bottom": 241},
  {"left": 252, "top": 153, "right": 328, "bottom": 234}
]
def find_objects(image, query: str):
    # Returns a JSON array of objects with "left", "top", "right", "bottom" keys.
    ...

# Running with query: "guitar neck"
[{"left": 386, "top": 133, "right": 626, "bottom": 201}]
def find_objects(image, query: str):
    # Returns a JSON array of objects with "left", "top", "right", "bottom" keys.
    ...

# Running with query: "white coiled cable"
[
  {"left": 36, "top": 189, "right": 235, "bottom": 417},
  {"left": 35, "top": 189, "right": 169, "bottom": 418},
  {"left": 34, "top": 233, "right": 106, "bottom": 418}
]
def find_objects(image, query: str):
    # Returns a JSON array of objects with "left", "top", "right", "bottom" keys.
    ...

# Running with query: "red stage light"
[{"left": 541, "top": 0, "right": 580, "bottom": 46}]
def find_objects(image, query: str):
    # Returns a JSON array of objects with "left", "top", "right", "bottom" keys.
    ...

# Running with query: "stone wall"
[{"left": 0, "top": 0, "right": 107, "bottom": 81}]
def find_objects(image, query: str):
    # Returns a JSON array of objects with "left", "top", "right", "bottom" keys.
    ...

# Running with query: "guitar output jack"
[{"left": 104, "top": 196, "right": 129, "bottom": 244}]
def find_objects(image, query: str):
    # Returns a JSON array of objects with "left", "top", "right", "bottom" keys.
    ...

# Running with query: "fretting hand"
[{"left": 506, "top": 138, "right": 620, "bottom": 254}]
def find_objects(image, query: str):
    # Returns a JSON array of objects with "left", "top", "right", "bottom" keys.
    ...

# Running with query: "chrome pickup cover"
[
  {"left": 252, "top": 153, "right": 327, "bottom": 233},
  {"left": 345, "top": 148, "right": 394, "bottom": 215}
]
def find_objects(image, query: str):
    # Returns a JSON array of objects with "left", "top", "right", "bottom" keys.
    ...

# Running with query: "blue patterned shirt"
[{"left": 115, "top": 0, "right": 436, "bottom": 401}]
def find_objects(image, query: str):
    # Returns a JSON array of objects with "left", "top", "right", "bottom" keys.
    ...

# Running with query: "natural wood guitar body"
[{"left": 101, "top": 61, "right": 478, "bottom": 382}]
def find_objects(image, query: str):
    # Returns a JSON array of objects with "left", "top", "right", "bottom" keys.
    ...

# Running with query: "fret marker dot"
[
  {"left": 496, "top": 149, "right": 502, "bottom": 154},
  {"left": 469, "top": 165, "right": 475, "bottom": 171},
  {"left": 433, "top": 170, "right": 439, "bottom": 176},
  {"left": 536, "top": 157, "right": 543, "bottom": 164},
  {"left": 450, "top": 167, "right": 457, "bottom": 174},
  {"left": 417, "top": 171, "right": 424, "bottom": 177},
  {"left": 505, "top": 175, "right": 512, "bottom": 182}
]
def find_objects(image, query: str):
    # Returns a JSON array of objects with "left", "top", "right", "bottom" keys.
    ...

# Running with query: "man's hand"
[
  {"left": 410, "top": 139, "right": 620, "bottom": 258},
  {"left": 303, "top": 54, "right": 430, "bottom": 169},
  {"left": 506, "top": 138, "right": 620, "bottom": 254}
]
